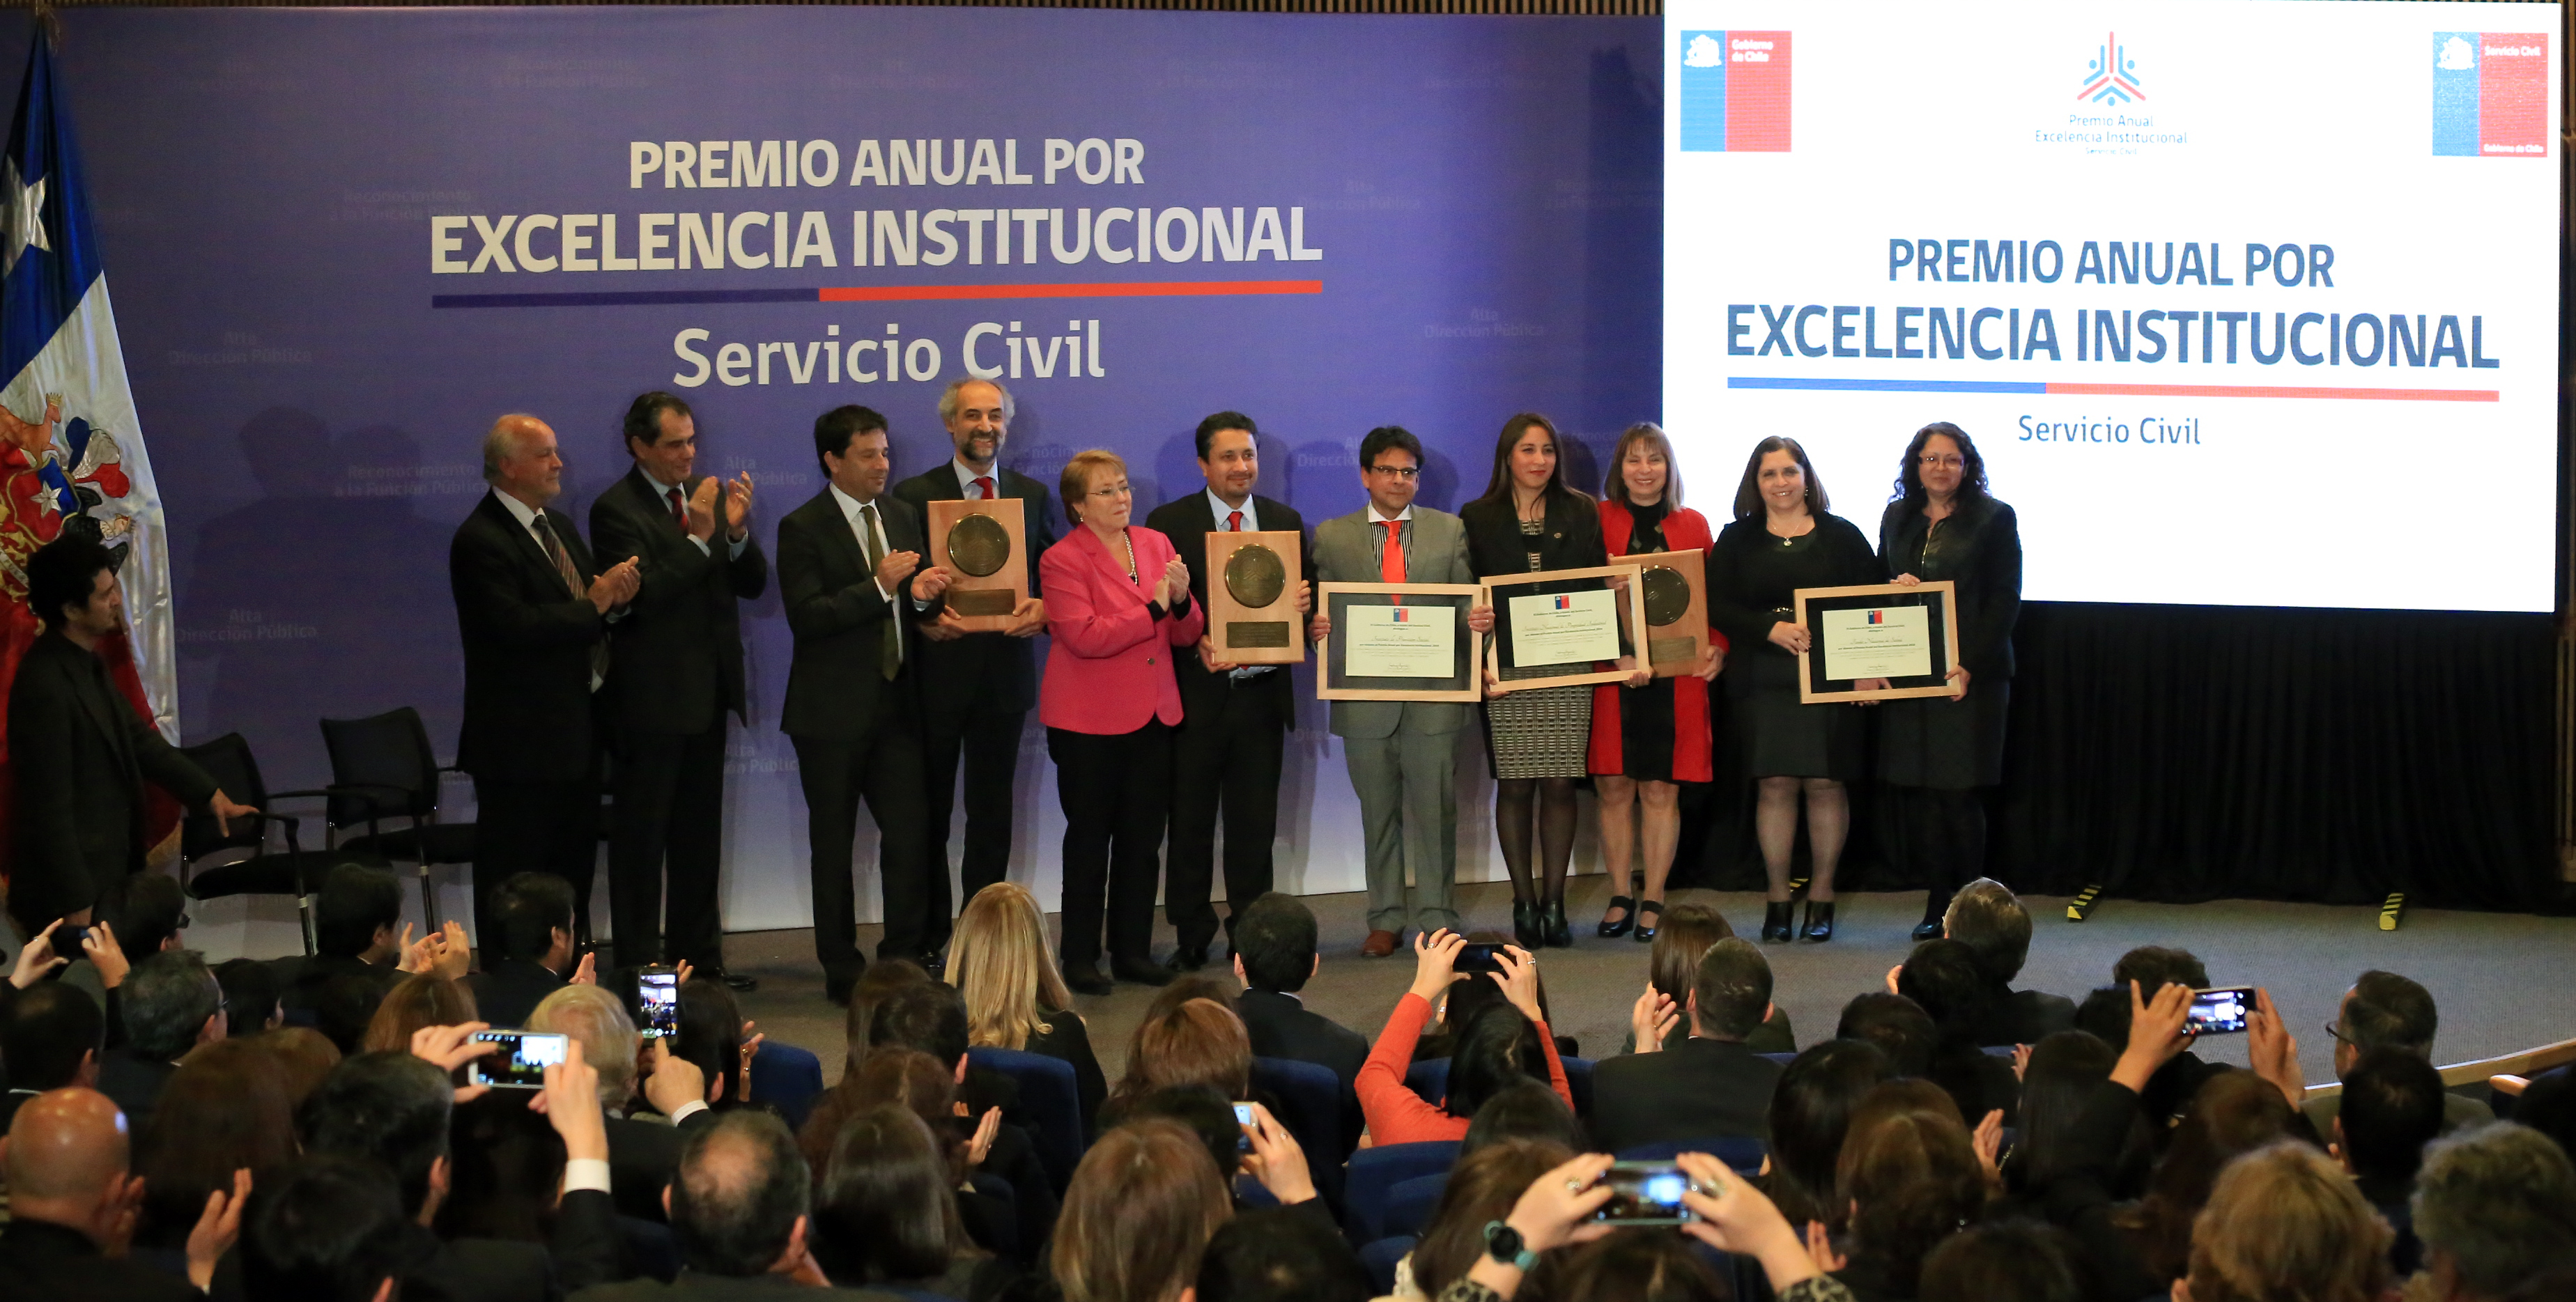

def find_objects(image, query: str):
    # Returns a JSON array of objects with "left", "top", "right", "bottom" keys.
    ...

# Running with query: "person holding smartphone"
[{"left": 1356, "top": 930, "right": 1572, "bottom": 1145}]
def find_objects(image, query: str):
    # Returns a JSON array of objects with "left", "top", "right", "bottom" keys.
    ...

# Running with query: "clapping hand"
[
  {"left": 874, "top": 548, "right": 922, "bottom": 597},
  {"left": 1159, "top": 555, "right": 1191, "bottom": 608},
  {"left": 185, "top": 1169, "right": 251, "bottom": 1290},
  {"left": 911, "top": 564, "right": 952, "bottom": 603},
  {"left": 686, "top": 479, "right": 721, "bottom": 543},
  {"left": 723, "top": 472, "right": 755, "bottom": 540},
  {"left": 1630, "top": 982, "right": 1680, "bottom": 1052}
]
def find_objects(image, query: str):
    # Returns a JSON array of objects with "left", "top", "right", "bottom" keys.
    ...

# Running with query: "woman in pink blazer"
[{"left": 1040, "top": 449, "right": 1204, "bottom": 993}]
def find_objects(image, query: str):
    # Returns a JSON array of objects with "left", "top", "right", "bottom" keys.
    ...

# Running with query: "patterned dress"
[{"left": 1486, "top": 518, "right": 1593, "bottom": 780}]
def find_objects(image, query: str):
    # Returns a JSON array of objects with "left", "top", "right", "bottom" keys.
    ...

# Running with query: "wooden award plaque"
[
  {"left": 1636, "top": 548, "right": 1711, "bottom": 679},
  {"left": 927, "top": 497, "right": 1028, "bottom": 632},
  {"left": 1203, "top": 529, "right": 1304, "bottom": 665}
]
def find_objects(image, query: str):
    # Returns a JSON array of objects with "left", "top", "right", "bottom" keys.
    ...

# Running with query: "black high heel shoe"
[
  {"left": 1513, "top": 898, "right": 1543, "bottom": 949},
  {"left": 1541, "top": 897, "right": 1573, "bottom": 948},
  {"left": 1801, "top": 900, "right": 1837, "bottom": 943},
  {"left": 1597, "top": 895, "right": 1636, "bottom": 939},
  {"left": 1761, "top": 901, "right": 1794, "bottom": 943},
  {"left": 1633, "top": 899, "right": 1663, "bottom": 943}
]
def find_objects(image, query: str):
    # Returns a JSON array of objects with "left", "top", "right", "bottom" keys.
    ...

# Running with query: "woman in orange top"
[{"left": 1357, "top": 929, "right": 1574, "bottom": 1145}]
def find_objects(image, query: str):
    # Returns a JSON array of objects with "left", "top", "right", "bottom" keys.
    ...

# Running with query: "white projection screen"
[{"left": 1663, "top": 1, "right": 2562, "bottom": 612}]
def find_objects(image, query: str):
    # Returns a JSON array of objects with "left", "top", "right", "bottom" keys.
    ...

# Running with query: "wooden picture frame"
[
  {"left": 1793, "top": 580, "right": 1962, "bottom": 703},
  {"left": 927, "top": 497, "right": 1028, "bottom": 633},
  {"left": 1633, "top": 548, "right": 1711, "bottom": 679},
  {"left": 1481, "top": 564, "right": 1647, "bottom": 692},
  {"left": 1315, "top": 582, "right": 1485, "bottom": 703},
  {"left": 1202, "top": 529, "right": 1305, "bottom": 665}
]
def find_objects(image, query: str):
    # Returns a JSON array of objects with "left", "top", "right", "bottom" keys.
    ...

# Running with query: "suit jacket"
[
  {"left": 1977, "top": 983, "right": 2077, "bottom": 1048},
  {"left": 574, "top": 1273, "right": 903, "bottom": 1301},
  {"left": 606, "top": 1113, "right": 685, "bottom": 1223},
  {"left": 452, "top": 490, "right": 612, "bottom": 783},
  {"left": 1309, "top": 506, "right": 1476, "bottom": 740},
  {"left": 1141, "top": 492, "right": 1309, "bottom": 722},
  {"left": 1458, "top": 492, "right": 1608, "bottom": 580},
  {"left": 467, "top": 956, "right": 570, "bottom": 1030},
  {"left": 97, "top": 1048, "right": 178, "bottom": 1133},
  {"left": 1587, "top": 1037, "right": 1785, "bottom": 1152},
  {"left": 890, "top": 464, "right": 1059, "bottom": 716},
  {"left": 591, "top": 465, "right": 769, "bottom": 736},
  {"left": 1237, "top": 987, "right": 1368, "bottom": 1152},
  {"left": 1876, "top": 496, "right": 2021, "bottom": 680},
  {"left": 403, "top": 1186, "right": 625, "bottom": 1302},
  {"left": 775, "top": 488, "right": 941, "bottom": 742},
  {"left": 0, "top": 1217, "right": 200, "bottom": 1301},
  {"left": 1036, "top": 526, "right": 1203, "bottom": 735},
  {"left": 272, "top": 952, "right": 404, "bottom": 1024},
  {"left": 6, "top": 630, "right": 219, "bottom": 924}
]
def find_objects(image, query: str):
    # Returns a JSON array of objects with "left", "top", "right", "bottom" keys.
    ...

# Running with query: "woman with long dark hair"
[
  {"left": 1460, "top": 413, "right": 1617, "bottom": 948},
  {"left": 1707, "top": 436, "right": 1879, "bottom": 943},
  {"left": 1876, "top": 422, "right": 2022, "bottom": 940}
]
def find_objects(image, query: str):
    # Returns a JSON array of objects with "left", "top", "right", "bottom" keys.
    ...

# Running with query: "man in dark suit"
[
  {"left": 592, "top": 392, "right": 766, "bottom": 987},
  {"left": 891, "top": 380, "right": 1055, "bottom": 934},
  {"left": 0, "top": 1088, "right": 201, "bottom": 1300},
  {"left": 6, "top": 534, "right": 252, "bottom": 937},
  {"left": 0, "top": 984, "right": 102, "bottom": 1135},
  {"left": 780, "top": 406, "right": 952, "bottom": 1004},
  {"left": 1143, "top": 412, "right": 1311, "bottom": 970},
  {"left": 451, "top": 414, "right": 640, "bottom": 950},
  {"left": 275, "top": 862, "right": 454, "bottom": 1027},
  {"left": 98, "top": 948, "right": 224, "bottom": 1133},
  {"left": 467, "top": 871, "right": 593, "bottom": 1029},
  {"left": 1941, "top": 878, "right": 2076, "bottom": 1046},
  {"left": 1230, "top": 892, "right": 1367, "bottom": 1152},
  {"left": 1589, "top": 938, "right": 1787, "bottom": 1152},
  {"left": 239, "top": 1155, "right": 418, "bottom": 1302}
]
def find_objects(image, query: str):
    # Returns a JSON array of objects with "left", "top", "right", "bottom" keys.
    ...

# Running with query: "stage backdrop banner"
[
  {"left": 10, "top": 8, "right": 1661, "bottom": 947},
  {"left": 1665, "top": 0, "right": 2561, "bottom": 613}
]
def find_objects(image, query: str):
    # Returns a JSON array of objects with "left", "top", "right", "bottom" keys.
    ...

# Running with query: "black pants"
[
  {"left": 1164, "top": 679, "right": 1286, "bottom": 953},
  {"left": 608, "top": 721, "right": 727, "bottom": 970},
  {"left": 922, "top": 705, "right": 1026, "bottom": 908},
  {"left": 1047, "top": 721, "right": 1171, "bottom": 970},
  {"left": 794, "top": 719, "right": 939, "bottom": 986},
  {"left": 471, "top": 777, "right": 598, "bottom": 953}
]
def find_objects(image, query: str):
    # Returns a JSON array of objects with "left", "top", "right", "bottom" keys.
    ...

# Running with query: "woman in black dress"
[
  {"left": 1876, "top": 422, "right": 2021, "bottom": 940},
  {"left": 1708, "top": 436, "right": 1879, "bottom": 943}
]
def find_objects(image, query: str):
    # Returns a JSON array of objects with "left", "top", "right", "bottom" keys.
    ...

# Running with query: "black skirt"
[
  {"left": 1725, "top": 647, "right": 1865, "bottom": 781},
  {"left": 1877, "top": 680, "right": 2010, "bottom": 789}
]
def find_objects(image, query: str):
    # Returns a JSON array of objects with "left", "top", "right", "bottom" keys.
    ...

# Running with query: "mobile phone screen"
[
  {"left": 638, "top": 968, "right": 679, "bottom": 1040},
  {"left": 1596, "top": 1162, "right": 1697, "bottom": 1224},
  {"left": 469, "top": 1031, "right": 569, "bottom": 1089},
  {"left": 1455, "top": 943, "right": 1502, "bottom": 973},
  {"left": 1233, "top": 1101, "right": 1256, "bottom": 1152},
  {"left": 2186, "top": 987, "right": 2253, "bottom": 1035}
]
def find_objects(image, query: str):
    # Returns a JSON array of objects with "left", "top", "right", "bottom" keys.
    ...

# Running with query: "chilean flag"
[{"left": 0, "top": 29, "right": 180, "bottom": 886}]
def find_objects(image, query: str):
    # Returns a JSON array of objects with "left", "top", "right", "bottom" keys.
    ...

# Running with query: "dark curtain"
[{"left": 1685, "top": 602, "right": 2560, "bottom": 912}]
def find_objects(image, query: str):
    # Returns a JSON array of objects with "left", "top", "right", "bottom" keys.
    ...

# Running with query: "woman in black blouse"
[
  {"left": 1709, "top": 437, "right": 1878, "bottom": 943},
  {"left": 1876, "top": 422, "right": 2021, "bottom": 940}
]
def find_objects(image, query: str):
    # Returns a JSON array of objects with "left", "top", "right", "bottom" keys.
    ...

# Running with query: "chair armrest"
[{"left": 2493, "top": 1074, "right": 2531, "bottom": 1097}]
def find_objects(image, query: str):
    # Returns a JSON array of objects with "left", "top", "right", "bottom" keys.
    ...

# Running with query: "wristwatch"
[{"left": 1482, "top": 1219, "right": 1537, "bottom": 1272}]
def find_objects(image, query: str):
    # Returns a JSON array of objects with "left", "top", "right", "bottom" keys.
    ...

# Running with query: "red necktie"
[
  {"left": 1227, "top": 510, "right": 1243, "bottom": 533},
  {"left": 1379, "top": 520, "right": 1405, "bottom": 582},
  {"left": 973, "top": 476, "right": 996, "bottom": 500},
  {"left": 665, "top": 486, "right": 687, "bottom": 533}
]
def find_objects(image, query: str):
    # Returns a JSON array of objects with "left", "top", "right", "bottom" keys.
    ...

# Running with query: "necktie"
[
  {"left": 665, "top": 486, "right": 688, "bottom": 534},
  {"left": 859, "top": 502, "right": 900, "bottom": 681},
  {"left": 535, "top": 513, "right": 610, "bottom": 681},
  {"left": 1227, "top": 510, "right": 1243, "bottom": 533},
  {"left": 1379, "top": 519, "right": 1405, "bottom": 583},
  {"left": 973, "top": 476, "right": 996, "bottom": 500}
]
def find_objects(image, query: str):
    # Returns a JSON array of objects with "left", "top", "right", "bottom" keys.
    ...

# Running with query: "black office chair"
[
  {"left": 177, "top": 732, "right": 365, "bottom": 953},
  {"left": 316, "top": 707, "right": 476, "bottom": 924}
]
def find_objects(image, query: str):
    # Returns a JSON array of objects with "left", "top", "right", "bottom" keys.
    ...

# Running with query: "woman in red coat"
[
  {"left": 1040, "top": 449, "right": 1204, "bottom": 993},
  {"left": 1589, "top": 424, "right": 1725, "bottom": 943}
]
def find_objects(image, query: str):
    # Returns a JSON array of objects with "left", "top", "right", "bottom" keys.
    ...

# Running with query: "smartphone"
[
  {"left": 637, "top": 967, "right": 680, "bottom": 1040},
  {"left": 467, "top": 1031, "right": 569, "bottom": 1090},
  {"left": 2186, "top": 986, "right": 2254, "bottom": 1035},
  {"left": 1454, "top": 943, "right": 1503, "bottom": 973},
  {"left": 1594, "top": 1161, "right": 1699, "bottom": 1225},
  {"left": 1233, "top": 1101, "right": 1256, "bottom": 1152}
]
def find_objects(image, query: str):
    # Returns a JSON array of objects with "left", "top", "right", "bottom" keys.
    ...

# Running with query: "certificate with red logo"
[{"left": 1794, "top": 580, "right": 1961, "bottom": 704}]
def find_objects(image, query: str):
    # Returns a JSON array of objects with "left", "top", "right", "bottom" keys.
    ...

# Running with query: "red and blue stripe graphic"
[
  {"left": 1866, "top": 610, "right": 1883, "bottom": 625},
  {"left": 1552, "top": 595, "right": 1573, "bottom": 610},
  {"left": 432, "top": 277, "right": 1320, "bottom": 310},
  {"left": 1392, "top": 607, "right": 1411, "bottom": 623},
  {"left": 2432, "top": 33, "right": 2548, "bottom": 158},
  {"left": 1727, "top": 376, "right": 2495, "bottom": 403},
  {"left": 1678, "top": 31, "right": 1790, "bottom": 153}
]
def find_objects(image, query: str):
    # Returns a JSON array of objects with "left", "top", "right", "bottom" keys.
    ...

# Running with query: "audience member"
[
  {"left": 279, "top": 862, "right": 452, "bottom": 1024},
  {"left": 832, "top": 1028, "right": 1056, "bottom": 1262},
  {"left": 1461, "top": 1078, "right": 1587, "bottom": 1156},
  {"left": 2410, "top": 1122, "right": 2576, "bottom": 1302},
  {"left": 469, "top": 870, "right": 593, "bottom": 1030},
  {"left": 132, "top": 1037, "right": 295, "bottom": 1264},
  {"left": 261, "top": 1024, "right": 344, "bottom": 1110},
  {"left": 1833, "top": 1079, "right": 1986, "bottom": 1302},
  {"left": 215, "top": 954, "right": 284, "bottom": 1037},
  {"left": 2304, "top": 968, "right": 2493, "bottom": 1137},
  {"left": 0, "top": 1087, "right": 213, "bottom": 1299},
  {"left": 0, "top": 982, "right": 102, "bottom": 1131},
  {"left": 440, "top": 1088, "right": 570, "bottom": 1245},
  {"left": 361, "top": 971, "right": 481, "bottom": 1053},
  {"left": 1359, "top": 931, "right": 1571, "bottom": 1145},
  {"left": 1893, "top": 938, "right": 2018, "bottom": 1125},
  {"left": 1997, "top": 1030, "right": 2140, "bottom": 1209},
  {"left": 1543, "top": 1229, "right": 1729, "bottom": 1302},
  {"left": 948, "top": 882, "right": 1109, "bottom": 1131},
  {"left": 1104, "top": 996, "right": 1253, "bottom": 1123},
  {"left": 1231, "top": 890, "right": 1368, "bottom": 1149},
  {"left": 1410, "top": 935, "right": 1566, "bottom": 1062},
  {"left": 1050, "top": 1118, "right": 1231, "bottom": 1302},
  {"left": 1405, "top": 1138, "right": 1575, "bottom": 1299},
  {"left": 240, "top": 1154, "right": 415, "bottom": 1302},
  {"left": 1835, "top": 991, "right": 1936, "bottom": 1078},
  {"left": 815, "top": 1103, "right": 1017, "bottom": 1299},
  {"left": 674, "top": 976, "right": 754, "bottom": 1111},
  {"left": 531, "top": 982, "right": 688, "bottom": 1222},
  {"left": 100, "top": 948, "right": 224, "bottom": 1130},
  {"left": 2183, "top": 1141, "right": 2389, "bottom": 1302},
  {"left": 844, "top": 956, "right": 932, "bottom": 1076},
  {"left": 2335, "top": 1045, "right": 2444, "bottom": 1273},
  {"left": 1591, "top": 936, "right": 1787, "bottom": 1150},
  {"left": 1628, "top": 901, "right": 1794, "bottom": 1053},
  {"left": 2097, "top": 947, "right": 2222, "bottom": 1128},
  {"left": 1764, "top": 1039, "right": 1895, "bottom": 1229},
  {"left": 1195, "top": 1204, "right": 1373, "bottom": 1302},
  {"left": 1917, "top": 1221, "right": 2084, "bottom": 1302},
  {"left": 1939, "top": 878, "right": 2074, "bottom": 1046},
  {"left": 579, "top": 1108, "right": 887, "bottom": 1299},
  {"left": 112, "top": 871, "right": 190, "bottom": 959}
]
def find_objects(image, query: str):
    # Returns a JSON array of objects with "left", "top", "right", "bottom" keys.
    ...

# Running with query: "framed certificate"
[
  {"left": 1315, "top": 582, "right": 1484, "bottom": 703},
  {"left": 1482, "top": 564, "right": 1647, "bottom": 692},
  {"left": 927, "top": 497, "right": 1028, "bottom": 632},
  {"left": 1792, "top": 580, "right": 1962, "bottom": 703},
  {"left": 1634, "top": 548, "right": 1711, "bottom": 679},
  {"left": 1202, "top": 529, "right": 1304, "bottom": 665}
]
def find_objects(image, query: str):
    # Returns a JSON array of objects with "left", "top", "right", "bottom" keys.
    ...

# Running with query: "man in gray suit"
[{"left": 1306, "top": 426, "right": 1492, "bottom": 956}]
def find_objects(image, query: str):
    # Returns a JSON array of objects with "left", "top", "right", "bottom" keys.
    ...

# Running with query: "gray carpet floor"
[{"left": 726, "top": 879, "right": 2576, "bottom": 1090}]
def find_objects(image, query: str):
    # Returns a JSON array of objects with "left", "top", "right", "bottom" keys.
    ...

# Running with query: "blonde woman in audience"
[{"left": 950, "top": 881, "right": 1109, "bottom": 1127}]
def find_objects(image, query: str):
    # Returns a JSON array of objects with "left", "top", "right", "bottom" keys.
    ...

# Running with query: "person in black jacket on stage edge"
[
  {"left": 450, "top": 414, "right": 638, "bottom": 952},
  {"left": 1708, "top": 436, "right": 1879, "bottom": 945},
  {"left": 590, "top": 392, "right": 766, "bottom": 987},
  {"left": 1873, "top": 422, "right": 2022, "bottom": 940}
]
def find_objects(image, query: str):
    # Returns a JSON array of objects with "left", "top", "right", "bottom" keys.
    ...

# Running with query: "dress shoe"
[
  {"left": 1511, "top": 899, "right": 1542, "bottom": 949},
  {"left": 1761, "top": 901, "right": 1794, "bottom": 943},
  {"left": 714, "top": 969, "right": 758, "bottom": 993},
  {"left": 1633, "top": 899, "right": 1663, "bottom": 943},
  {"left": 825, "top": 972, "right": 861, "bottom": 1007},
  {"left": 1111, "top": 954, "right": 1175, "bottom": 986},
  {"left": 1597, "top": 894, "right": 1636, "bottom": 939},
  {"left": 1911, "top": 920, "right": 1944, "bottom": 943},
  {"left": 918, "top": 952, "right": 946, "bottom": 979},
  {"left": 1165, "top": 945, "right": 1210, "bottom": 973},
  {"left": 1800, "top": 900, "right": 1837, "bottom": 943},
  {"left": 1063, "top": 963, "right": 1113, "bottom": 996},
  {"left": 1361, "top": 929, "right": 1401, "bottom": 958},
  {"left": 1541, "top": 897, "right": 1572, "bottom": 948}
]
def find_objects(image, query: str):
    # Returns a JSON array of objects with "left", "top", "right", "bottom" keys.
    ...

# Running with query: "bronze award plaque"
[
  {"left": 1203, "top": 529, "right": 1304, "bottom": 665},
  {"left": 1638, "top": 548, "right": 1710, "bottom": 679},
  {"left": 926, "top": 497, "right": 1028, "bottom": 631}
]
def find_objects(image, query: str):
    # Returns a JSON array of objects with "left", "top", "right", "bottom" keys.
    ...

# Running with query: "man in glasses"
[
  {"left": 1306, "top": 427, "right": 1490, "bottom": 956},
  {"left": 2305, "top": 969, "right": 2493, "bottom": 1138}
]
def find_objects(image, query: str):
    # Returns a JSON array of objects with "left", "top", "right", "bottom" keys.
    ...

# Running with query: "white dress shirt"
[
  {"left": 951, "top": 458, "right": 1001, "bottom": 498},
  {"left": 828, "top": 483, "right": 904, "bottom": 665},
  {"left": 638, "top": 467, "right": 751, "bottom": 559}
]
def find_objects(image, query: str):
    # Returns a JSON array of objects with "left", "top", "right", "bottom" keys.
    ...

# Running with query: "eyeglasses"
[
  {"left": 1917, "top": 455, "right": 1966, "bottom": 469},
  {"left": 1088, "top": 482, "right": 1132, "bottom": 499},
  {"left": 1367, "top": 465, "right": 1421, "bottom": 479},
  {"left": 2322, "top": 1021, "right": 2352, "bottom": 1046}
]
